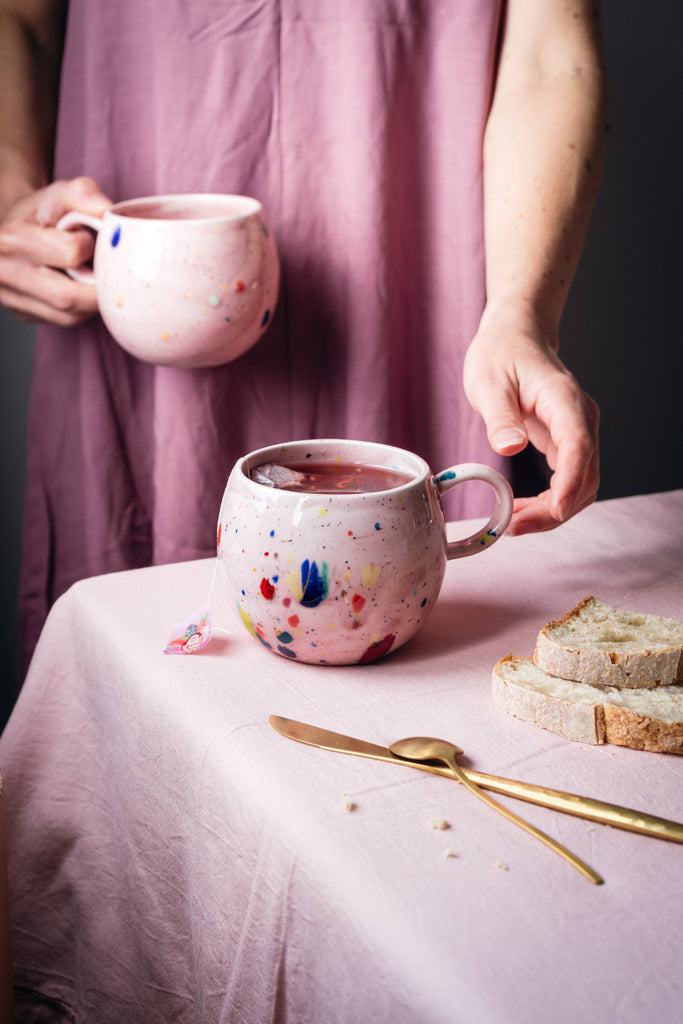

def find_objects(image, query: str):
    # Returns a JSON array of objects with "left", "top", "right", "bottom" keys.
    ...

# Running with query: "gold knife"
[{"left": 269, "top": 714, "right": 683, "bottom": 844}]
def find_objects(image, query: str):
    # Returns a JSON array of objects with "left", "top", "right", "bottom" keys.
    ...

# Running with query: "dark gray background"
[{"left": 1, "top": 2, "right": 682, "bottom": 729}]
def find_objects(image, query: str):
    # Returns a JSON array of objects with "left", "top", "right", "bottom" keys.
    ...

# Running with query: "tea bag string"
[
  {"left": 206, "top": 557, "right": 232, "bottom": 639},
  {"left": 163, "top": 555, "right": 231, "bottom": 655}
]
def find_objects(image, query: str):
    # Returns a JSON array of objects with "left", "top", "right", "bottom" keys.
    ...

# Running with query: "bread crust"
[
  {"left": 602, "top": 705, "right": 683, "bottom": 755},
  {"left": 492, "top": 657, "right": 606, "bottom": 745},
  {"left": 492, "top": 655, "right": 683, "bottom": 754},
  {"left": 533, "top": 596, "right": 683, "bottom": 690}
]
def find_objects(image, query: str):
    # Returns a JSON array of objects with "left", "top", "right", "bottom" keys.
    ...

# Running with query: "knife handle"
[{"left": 462, "top": 767, "right": 683, "bottom": 844}]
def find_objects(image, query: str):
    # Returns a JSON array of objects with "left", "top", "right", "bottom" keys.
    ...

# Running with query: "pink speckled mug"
[
  {"left": 217, "top": 438, "right": 513, "bottom": 666},
  {"left": 57, "top": 194, "right": 279, "bottom": 368}
]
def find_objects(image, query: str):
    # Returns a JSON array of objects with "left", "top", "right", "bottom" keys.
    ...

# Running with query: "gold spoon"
[{"left": 389, "top": 736, "right": 603, "bottom": 885}]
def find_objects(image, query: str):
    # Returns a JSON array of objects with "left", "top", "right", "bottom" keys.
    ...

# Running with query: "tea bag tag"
[
  {"left": 164, "top": 602, "right": 212, "bottom": 655},
  {"left": 163, "top": 558, "right": 229, "bottom": 655}
]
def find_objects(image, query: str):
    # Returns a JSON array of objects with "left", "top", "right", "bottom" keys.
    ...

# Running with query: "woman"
[{"left": 0, "top": 0, "right": 603, "bottom": 675}]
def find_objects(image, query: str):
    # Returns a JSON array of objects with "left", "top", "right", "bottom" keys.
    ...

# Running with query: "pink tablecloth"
[{"left": 2, "top": 491, "right": 683, "bottom": 1023}]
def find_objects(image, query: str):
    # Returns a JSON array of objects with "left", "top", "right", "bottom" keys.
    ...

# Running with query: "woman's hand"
[
  {"left": 464, "top": 313, "right": 600, "bottom": 536},
  {"left": 471, "top": 1, "right": 604, "bottom": 535},
  {"left": 0, "top": 175, "right": 112, "bottom": 326}
]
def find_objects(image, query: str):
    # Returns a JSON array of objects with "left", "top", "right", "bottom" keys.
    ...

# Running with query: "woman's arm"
[
  {"left": 0, "top": 0, "right": 66, "bottom": 210},
  {"left": 464, "top": 0, "right": 606, "bottom": 534},
  {"left": 0, "top": 0, "right": 111, "bottom": 325}
]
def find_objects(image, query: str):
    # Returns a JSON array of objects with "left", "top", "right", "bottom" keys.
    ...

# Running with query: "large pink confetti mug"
[
  {"left": 57, "top": 193, "right": 279, "bottom": 368},
  {"left": 217, "top": 438, "right": 513, "bottom": 666}
]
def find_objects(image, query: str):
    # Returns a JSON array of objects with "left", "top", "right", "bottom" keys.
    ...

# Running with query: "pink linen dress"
[{"left": 20, "top": 0, "right": 505, "bottom": 673}]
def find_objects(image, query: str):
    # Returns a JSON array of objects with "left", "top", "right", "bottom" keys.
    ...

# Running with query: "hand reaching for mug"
[
  {"left": 464, "top": 313, "right": 600, "bottom": 536},
  {"left": 0, "top": 176, "right": 112, "bottom": 326}
]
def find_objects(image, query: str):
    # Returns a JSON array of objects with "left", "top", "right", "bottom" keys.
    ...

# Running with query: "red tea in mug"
[{"left": 252, "top": 460, "right": 413, "bottom": 493}]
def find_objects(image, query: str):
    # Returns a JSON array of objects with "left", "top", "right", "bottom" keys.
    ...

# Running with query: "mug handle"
[
  {"left": 55, "top": 210, "right": 104, "bottom": 284},
  {"left": 435, "top": 463, "right": 514, "bottom": 560}
]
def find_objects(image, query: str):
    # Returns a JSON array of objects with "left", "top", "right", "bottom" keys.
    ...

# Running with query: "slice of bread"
[
  {"left": 534, "top": 596, "right": 683, "bottom": 690},
  {"left": 492, "top": 655, "right": 683, "bottom": 754}
]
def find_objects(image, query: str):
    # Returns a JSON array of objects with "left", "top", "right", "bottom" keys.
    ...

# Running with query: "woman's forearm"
[
  {"left": 481, "top": 0, "right": 606, "bottom": 340},
  {"left": 0, "top": 2, "right": 67, "bottom": 215},
  {"left": 0, "top": 3, "right": 111, "bottom": 327}
]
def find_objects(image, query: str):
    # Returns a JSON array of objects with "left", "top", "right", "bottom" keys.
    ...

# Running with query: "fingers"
[
  {"left": 0, "top": 176, "right": 112, "bottom": 325},
  {"left": 534, "top": 376, "right": 600, "bottom": 524},
  {"left": 0, "top": 217, "right": 96, "bottom": 269},
  {"left": 0, "top": 262, "right": 100, "bottom": 325},
  {"left": 507, "top": 482, "right": 597, "bottom": 536},
  {"left": 464, "top": 329, "right": 600, "bottom": 535},
  {"left": 507, "top": 494, "right": 555, "bottom": 536},
  {"left": 507, "top": 387, "right": 599, "bottom": 535}
]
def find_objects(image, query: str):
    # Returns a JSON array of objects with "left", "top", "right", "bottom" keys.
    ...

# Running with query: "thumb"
[
  {"left": 487, "top": 416, "right": 528, "bottom": 456},
  {"left": 466, "top": 373, "right": 528, "bottom": 456},
  {"left": 35, "top": 176, "right": 113, "bottom": 226},
  {"left": 65, "top": 176, "right": 113, "bottom": 215}
]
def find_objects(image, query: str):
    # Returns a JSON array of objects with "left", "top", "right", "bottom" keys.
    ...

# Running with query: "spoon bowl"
[
  {"left": 390, "top": 737, "right": 464, "bottom": 761},
  {"left": 389, "top": 735, "right": 603, "bottom": 885}
]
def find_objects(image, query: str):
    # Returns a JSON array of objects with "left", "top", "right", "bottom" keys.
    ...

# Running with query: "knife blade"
[{"left": 269, "top": 714, "right": 683, "bottom": 844}]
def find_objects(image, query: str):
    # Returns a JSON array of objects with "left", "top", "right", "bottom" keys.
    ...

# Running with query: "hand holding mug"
[
  {"left": 0, "top": 177, "right": 111, "bottom": 326},
  {"left": 57, "top": 193, "right": 280, "bottom": 368}
]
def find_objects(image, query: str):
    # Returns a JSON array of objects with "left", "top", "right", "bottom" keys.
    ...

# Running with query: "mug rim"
[
  {"left": 108, "top": 193, "right": 263, "bottom": 223},
  {"left": 238, "top": 438, "right": 431, "bottom": 496}
]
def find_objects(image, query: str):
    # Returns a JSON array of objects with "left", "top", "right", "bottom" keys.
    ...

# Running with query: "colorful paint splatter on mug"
[{"left": 217, "top": 439, "right": 513, "bottom": 666}]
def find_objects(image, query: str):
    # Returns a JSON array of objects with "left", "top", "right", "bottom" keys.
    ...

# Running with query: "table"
[{"left": 2, "top": 490, "right": 682, "bottom": 1023}]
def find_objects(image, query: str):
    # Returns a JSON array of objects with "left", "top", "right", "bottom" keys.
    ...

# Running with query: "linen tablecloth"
[{"left": 2, "top": 491, "right": 682, "bottom": 1023}]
